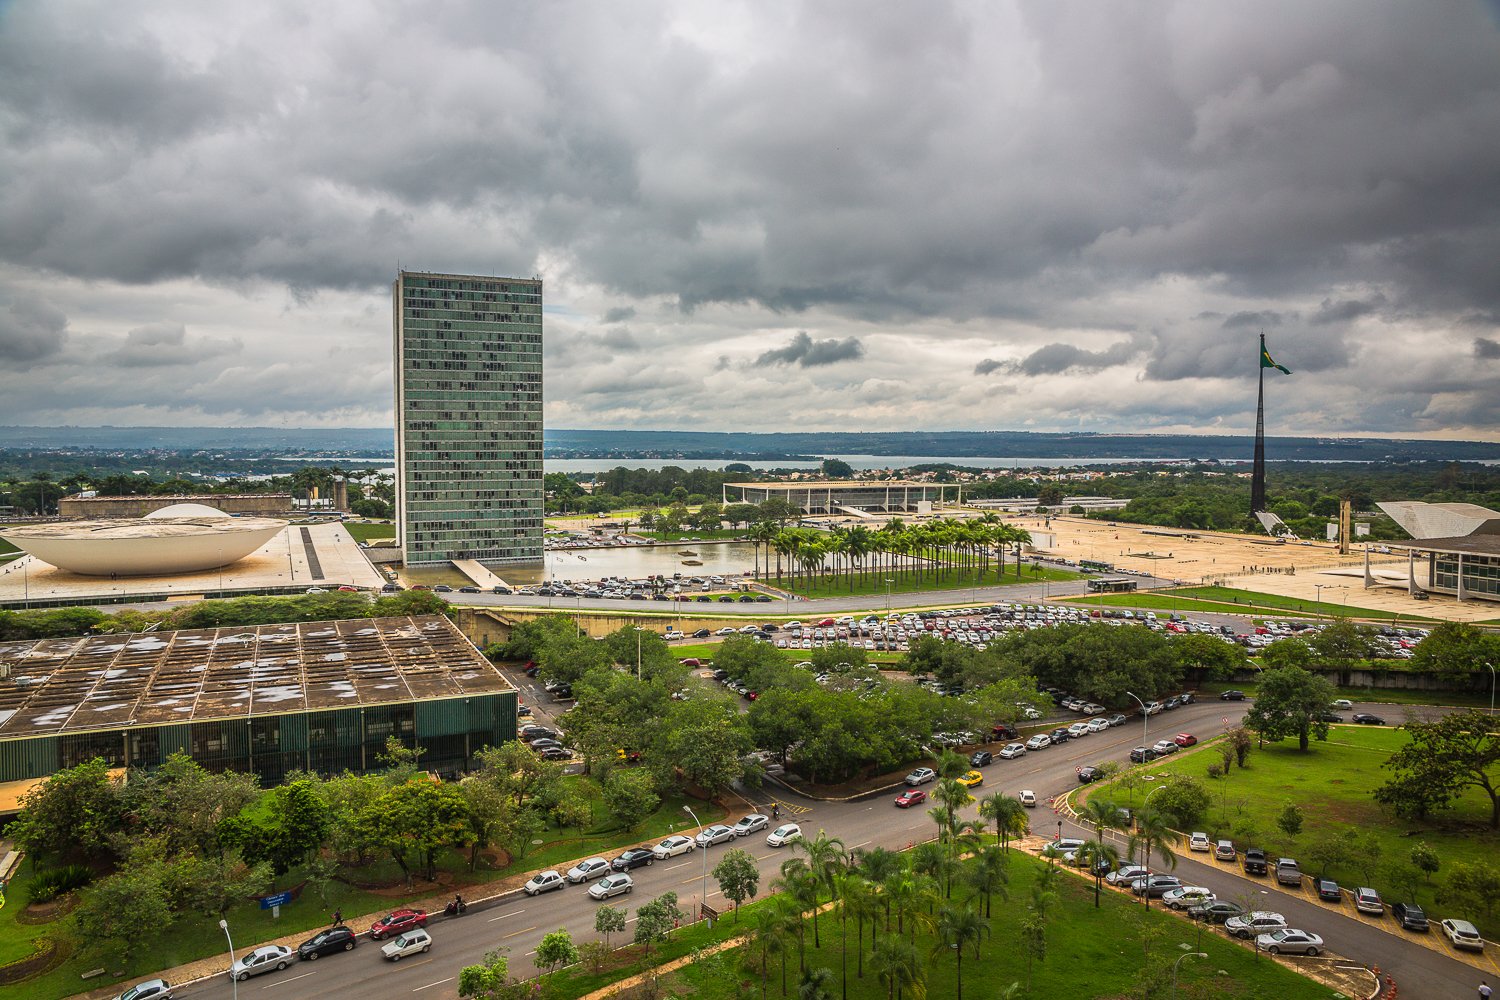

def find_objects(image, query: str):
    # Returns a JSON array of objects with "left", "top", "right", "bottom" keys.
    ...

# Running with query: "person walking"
[
  {"left": 332, "top": 909, "right": 343, "bottom": 926},
  {"left": 1478, "top": 981, "right": 1492, "bottom": 1000}
]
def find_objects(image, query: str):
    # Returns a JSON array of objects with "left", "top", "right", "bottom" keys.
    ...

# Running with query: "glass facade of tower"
[{"left": 394, "top": 271, "right": 543, "bottom": 566}]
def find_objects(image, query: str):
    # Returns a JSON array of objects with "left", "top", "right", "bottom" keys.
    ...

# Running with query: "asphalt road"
[{"left": 156, "top": 697, "right": 1480, "bottom": 1000}]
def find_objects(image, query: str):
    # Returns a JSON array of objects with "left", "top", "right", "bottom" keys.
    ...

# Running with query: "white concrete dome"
[
  {"left": 0, "top": 516, "right": 287, "bottom": 576},
  {"left": 143, "top": 502, "right": 232, "bottom": 520}
]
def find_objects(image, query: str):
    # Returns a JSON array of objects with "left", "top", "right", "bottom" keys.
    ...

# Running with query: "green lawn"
[
  {"left": 343, "top": 521, "right": 396, "bottom": 543},
  {"left": 637, "top": 529, "right": 744, "bottom": 542},
  {"left": 642, "top": 853, "right": 1334, "bottom": 1000},
  {"left": 0, "top": 783, "right": 724, "bottom": 1000},
  {"left": 0, "top": 535, "right": 19, "bottom": 556},
  {"left": 1088, "top": 726, "right": 1500, "bottom": 935},
  {"left": 761, "top": 565, "right": 1080, "bottom": 600},
  {"left": 1061, "top": 587, "right": 1441, "bottom": 623},
  {"left": 1195, "top": 678, "right": 1497, "bottom": 710}
]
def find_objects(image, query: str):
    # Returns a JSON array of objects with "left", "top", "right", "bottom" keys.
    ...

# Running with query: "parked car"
[
  {"left": 904, "top": 767, "right": 937, "bottom": 786},
  {"left": 567, "top": 857, "right": 611, "bottom": 883},
  {"left": 1066, "top": 722, "right": 1092, "bottom": 738},
  {"left": 1173, "top": 733, "right": 1197, "bottom": 747},
  {"left": 1106, "top": 713, "right": 1128, "bottom": 727},
  {"left": 990, "top": 722, "right": 1019, "bottom": 741},
  {"left": 766, "top": 823, "right": 802, "bottom": 847},
  {"left": 113, "top": 981, "right": 173, "bottom": 1000},
  {"left": 369, "top": 909, "right": 428, "bottom": 940},
  {"left": 297, "top": 926, "right": 357, "bottom": 960},
  {"left": 1151, "top": 739, "right": 1179, "bottom": 756},
  {"left": 733, "top": 813, "right": 770, "bottom": 836},
  {"left": 970, "top": 750, "right": 993, "bottom": 767},
  {"left": 1129, "top": 746, "right": 1158, "bottom": 763},
  {"left": 1316, "top": 879, "right": 1342, "bottom": 903},
  {"left": 1219, "top": 690, "right": 1246, "bottom": 701},
  {"left": 653, "top": 835, "right": 696, "bottom": 859},
  {"left": 381, "top": 929, "right": 432, "bottom": 961},
  {"left": 695, "top": 824, "right": 736, "bottom": 848},
  {"left": 1018, "top": 789, "right": 1038, "bottom": 807},
  {"left": 1275, "top": 858, "right": 1303, "bottom": 886},
  {"left": 1107, "top": 865, "right": 1150, "bottom": 886},
  {"left": 1391, "top": 901, "right": 1429, "bottom": 932},
  {"left": 1189, "top": 901, "right": 1246, "bottom": 924},
  {"left": 1214, "top": 840, "right": 1237, "bottom": 862},
  {"left": 894, "top": 788, "right": 927, "bottom": 808},
  {"left": 1257, "top": 929, "right": 1323, "bottom": 956},
  {"left": 230, "top": 945, "right": 295, "bottom": 981},
  {"left": 1025, "top": 734, "right": 1052, "bottom": 751},
  {"left": 956, "top": 769, "right": 984, "bottom": 788},
  {"left": 1189, "top": 832, "right": 1211, "bottom": 852},
  {"left": 1441, "top": 918, "right": 1485, "bottom": 951},
  {"left": 523, "top": 870, "right": 566, "bottom": 895},
  {"left": 999, "top": 742, "right": 1027, "bottom": 759},
  {"left": 611, "top": 847, "right": 655, "bottom": 871},
  {"left": 1243, "top": 848, "right": 1268, "bottom": 876},
  {"left": 1331, "top": 699, "right": 1354, "bottom": 710},
  {"left": 1354, "top": 886, "right": 1384, "bottom": 915},
  {"left": 1075, "top": 765, "right": 1103, "bottom": 783},
  {"left": 1130, "top": 875, "right": 1183, "bottom": 897},
  {"left": 588, "top": 873, "right": 634, "bottom": 900},
  {"left": 1049, "top": 727, "right": 1072, "bottom": 744},
  {"left": 1163, "top": 886, "right": 1215, "bottom": 910},
  {"left": 1352, "top": 713, "right": 1385, "bottom": 725},
  {"left": 1225, "top": 911, "right": 1287, "bottom": 939},
  {"left": 1041, "top": 838, "right": 1085, "bottom": 861}
]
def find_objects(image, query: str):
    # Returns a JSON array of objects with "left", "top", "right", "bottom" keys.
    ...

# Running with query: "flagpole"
[{"left": 1251, "top": 333, "right": 1267, "bottom": 513}]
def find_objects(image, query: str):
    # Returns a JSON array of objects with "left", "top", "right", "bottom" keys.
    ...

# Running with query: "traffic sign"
[
  {"left": 1222, "top": 716, "right": 1230, "bottom": 725},
  {"left": 259, "top": 891, "right": 293, "bottom": 910}
]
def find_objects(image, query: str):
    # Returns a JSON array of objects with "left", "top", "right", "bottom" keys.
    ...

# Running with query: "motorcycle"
[{"left": 444, "top": 898, "right": 468, "bottom": 917}]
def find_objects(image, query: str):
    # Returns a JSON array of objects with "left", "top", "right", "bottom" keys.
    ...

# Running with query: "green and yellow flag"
[{"left": 1260, "top": 340, "right": 1291, "bottom": 375}]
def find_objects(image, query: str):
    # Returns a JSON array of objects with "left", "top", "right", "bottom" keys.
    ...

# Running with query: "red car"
[
  {"left": 894, "top": 789, "right": 927, "bottom": 809},
  {"left": 369, "top": 909, "right": 428, "bottom": 940},
  {"left": 1173, "top": 733, "right": 1197, "bottom": 747}
]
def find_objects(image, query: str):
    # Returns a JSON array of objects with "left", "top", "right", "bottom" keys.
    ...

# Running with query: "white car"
[
  {"left": 695, "top": 824, "right": 736, "bottom": 847},
  {"left": 114, "top": 981, "right": 173, "bottom": 1000},
  {"left": 653, "top": 835, "right": 696, "bottom": 859},
  {"left": 998, "top": 743, "right": 1027, "bottom": 760},
  {"left": 1024, "top": 734, "right": 1052, "bottom": 751},
  {"left": 663, "top": 630, "right": 684, "bottom": 641},
  {"left": 588, "top": 873, "right": 634, "bottom": 900},
  {"left": 1067, "top": 722, "right": 1091, "bottom": 738},
  {"left": 566, "top": 857, "right": 611, "bottom": 883},
  {"left": 766, "top": 823, "right": 802, "bottom": 847},
  {"left": 523, "top": 870, "right": 566, "bottom": 895},
  {"left": 1163, "top": 886, "right": 1215, "bottom": 910},
  {"left": 230, "top": 945, "right": 294, "bottom": 981},
  {"left": 1189, "top": 832, "right": 1211, "bottom": 852},
  {"left": 380, "top": 929, "right": 432, "bottom": 961},
  {"left": 1331, "top": 699, "right": 1353, "bottom": 710},
  {"left": 1018, "top": 789, "right": 1038, "bottom": 807},
  {"left": 733, "top": 813, "right": 770, "bottom": 836},
  {"left": 1087, "top": 717, "right": 1110, "bottom": 733}
]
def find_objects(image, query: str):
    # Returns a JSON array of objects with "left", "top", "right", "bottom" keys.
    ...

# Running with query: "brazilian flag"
[{"left": 1261, "top": 342, "right": 1291, "bottom": 375}]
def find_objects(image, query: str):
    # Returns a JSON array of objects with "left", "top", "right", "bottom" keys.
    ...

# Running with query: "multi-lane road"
[{"left": 148, "top": 695, "right": 1482, "bottom": 1000}]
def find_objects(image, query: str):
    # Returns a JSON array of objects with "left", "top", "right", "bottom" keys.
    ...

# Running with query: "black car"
[
  {"left": 1219, "top": 690, "right": 1246, "bottom": 701},
  {"left": 520, "top": 725, "right": 555, "bottom": 740},
  {"left": 611, "top": 847, "right": 656, "bottom": 871},
  {"left": 1129, "top": 746, "right": 1158, "bottom": 763},
  {"left": 433, "top": 585, "right": 454, "bottom": 593},
  {"left": 1049, "top": 728, "right": 1071, "bottom": 744},
  {"left": 298, "top": 926, "right": 357, "bottom": 960},
  {"left": 1076, "top": 765, "right": 1103, "bottom": 784},
  {"left": 1391, "top": 901, "right": 1429, "bottom": 932},
  {"left": 1316, "top": 879, "right": 1342, "bottom": 902},
  {"left": 755, "top": 595, "right": 773, "bottom": 602},
  {"left": 1189, "top": 901, "right": 1245, "bottom": 924},
  {"left": 1242, "top": 848, "right": 1268, "bottom": 875},
  {"left": 693, "top": 628, "right": 712, "bottom": 638},
  {"left": 990, "top": 722, "right": 1019, "bottom": 741},
  {"left": 1352, "top": 713, "right": 1385, "bottom": 725},
  {"left": 1315, "top": 711, "right": 1343, "bottom": 723},
  {"left": 970, "top": 751, "right": 993, "bottom": 767},
  {"left": 458, "top": 586, "right": 480, "bottom": 594},
  {"left": 711, "top": 668, "right": 730, "bottom": 680}
]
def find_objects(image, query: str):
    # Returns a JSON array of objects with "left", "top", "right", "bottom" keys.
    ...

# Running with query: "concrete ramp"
[
  {"left": 835, "top": 505, "right": 877, "bottom": 518},
  {"left": 1254, "top": 511, "right": 1292, "bottom": 536},
  {"left": 453, "top": 559, "right": 510, "bottom": 590}
]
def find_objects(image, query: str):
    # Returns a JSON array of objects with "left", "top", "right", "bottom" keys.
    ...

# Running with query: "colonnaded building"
[
  {"left": 0, "top": 615, "right": 517, "bottom": 807},
  {"left": 722, "top": 480, "right": 950, "bottom": 516},
  {"left": 393, "top": 271, "right": 544, "bottom": 567}
]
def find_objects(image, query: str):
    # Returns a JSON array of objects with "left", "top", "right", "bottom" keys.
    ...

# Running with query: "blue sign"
[{"left": 259, "top": 891, "right": 293, "bottom": 910}]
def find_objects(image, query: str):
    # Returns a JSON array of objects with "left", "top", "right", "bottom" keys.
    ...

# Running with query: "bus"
[{"left": 1079, "top": 559, "right": 1114, "bottom": 573}]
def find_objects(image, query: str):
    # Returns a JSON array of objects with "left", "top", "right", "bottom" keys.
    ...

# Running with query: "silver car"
[
  {"left": 588, "top": 873, "right": 634, "bottom": 900},
  {"left": 732, "top": 813, "right": 770, "bottom": 836},
  {"left": 566, "top": 857, "right": 611, "bottom": 883},
  {"left": 230, "top": 945, "right": 294, "bottom": 981},
  {"left": 695, "top": 824, "right": 736, "bottom": 847}
]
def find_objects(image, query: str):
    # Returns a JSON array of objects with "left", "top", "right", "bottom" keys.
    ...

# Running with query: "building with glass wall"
[
  {"left": 394, "top": 271, "right": 544, "bottom": 567},
  {"left": 0, "top": 615, "right": 517, "bottom": 805}
]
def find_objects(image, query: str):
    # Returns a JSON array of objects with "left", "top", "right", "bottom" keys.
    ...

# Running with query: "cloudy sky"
[{"left": 2, "top": 1, "right": 1500, "bottom": 439}]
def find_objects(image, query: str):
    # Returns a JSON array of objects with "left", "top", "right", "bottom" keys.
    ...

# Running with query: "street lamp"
[
  {"left": 885, "top": 578, "right": 894, "bottom": 612},
  {"left": 1170, "top": 949, "right": 1207, "bottom": 999},
  {"left": 219, "top": 918, "right": 239, "bottom": 1000},
  {"left": 682, "top": 805, "right": 708, "bottom": 920},
  {"left": 1486, "top": 662, "right": 1496, "bottom": 716},
  {"left": 1313, "top": 584, "right": 1324, "bottom": 608},
  {"left": 1125, "top": 690, "right": 1149, "bottom": 746}
]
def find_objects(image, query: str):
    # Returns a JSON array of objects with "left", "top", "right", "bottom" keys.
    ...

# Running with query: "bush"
[
  {"left": 1206, "top": 763, "right": 1225, "bottom": 779},
  {"left": 1152, "top": 776, "right": 1212, "bottom": 829},
  {"left": 26, "top": 864, "right": 93, "bottom": 903}
]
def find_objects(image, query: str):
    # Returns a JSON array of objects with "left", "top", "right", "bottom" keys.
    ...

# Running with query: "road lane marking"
[
  {"left": 502, "top": 925, "right": 536, "bottom": 939},
  {"left": 664, "top": 860, "right": 693, "bottom": 871},
  {"left": 261, "top": 972, "right": 317, "bottom": 989},
  {"left": 850, "top": 841, "right": 871, "bottom": 850},
  {"left": 413, "top": 978, "right": 454, "bottom": 992},
  {"left": 488, "top": 908, "right": 526, "bottom": 922}
]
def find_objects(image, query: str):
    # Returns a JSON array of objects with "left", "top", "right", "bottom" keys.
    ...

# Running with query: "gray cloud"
[
  {"left": 1313, "top": 295, "right": 1386, "bottom": 325},
  {"left": 1221, "top": 311, "right": 1283, "bottom": 330},
  {"left": 975, "top": 335, "right": 1146, "bottom": 377},
  {"left": 602, "top": 307, "right": 636, "bottom": 323},
  {"left": 104, "top": 323, "right": 242, "bottom": 367},
  {"left": 753, "top": 331, "right": 865, "bottom": 368},
  {"left": 599, "top": 328, "right": 640, "bottom": 352},
  {"left": 1476, "top": 337, "right": 1500, "bottom": 359},
  {"left": 0, "top": 297, "right": 68, "bottom": 363},
  {"left": 973, "top": 358, "right": 1005, "bottom": 375}
]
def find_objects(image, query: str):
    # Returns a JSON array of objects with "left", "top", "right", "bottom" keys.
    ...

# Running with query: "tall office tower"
[{"left": 393, "top": 271, "right": 544, "bottom": 566}]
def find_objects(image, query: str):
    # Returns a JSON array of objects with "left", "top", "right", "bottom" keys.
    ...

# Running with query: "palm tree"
[
  {"left": 774, "top": 860, "right": 820, "bottom": 972},
  {"left": 1076, "top": 839, "right": 1120, "bottom": 908},
  {"left": 858, "top": 847, "right": 903, "bottom": 930},
  {"left": 932, "top": 905, "right": 989, "bottom": 1000},
  {"left": 978, "top": 792, "right": 1028, "bottom": 852},
  {"left": 795, "top": 829, "right": 847, "bottom": 949},
  {"left": 871, "top": 934, "right": 926, "bottom": 1000},
  {"left": 798, "top": 967, "right": 835, "bottom": 1000},
  {"left": 1078, "top": 796, "right": 1125, "bottom": 906},
  {"left": 750, "top": 904, "right": 792, "bottom": 999},
  {"left": 1127, "top": 806, "right": 1178, "bottom": 910},
  {"left": 960, "top": 845, "right": 1010, "bottom": 918},
  {"left": 933, "top": 750, "right": 968, "bottom": 779},
  {"left": 840, "top": 872, "right": 878, "bottom": 980}
]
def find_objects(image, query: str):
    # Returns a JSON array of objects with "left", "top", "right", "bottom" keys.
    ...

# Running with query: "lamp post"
[
  {"left": 682, "top": 805, "right": 708, "bottom": 919},
  {"left": 1313, "top": 584, "right": 1324, "bottom": 608},
  {"left": 1125, "top": 690, "right": 1149, "bottom": 746},
  {"left": 1170, "top": 949, "right": 1207, "bottom": 1000},
  {"left": 1486, "top": 662, "right": 1496, "bottom": 716},
  {"left": 219, "top": 918, "right": 239, "bottom": 1000},
  {"left": 885, "top": 578, "right": 894, "bottom": 612}
]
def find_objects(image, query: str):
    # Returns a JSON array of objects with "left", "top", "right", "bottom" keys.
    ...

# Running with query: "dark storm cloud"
[
  {"left": 1144, "top": 321, "right": 1350, "bottom": 382},
  {"left": 1221, "top": 311, "right": 1283, "bottom": 330},
  {"left": 1313, "top": 295, "right": 1386, "bottom": 325},
  {"left": 1476, "top": 338, "right": 1500, "bottom": 360},
  {"left": 973, "top": 359, "right": 1005, "bottom": 376},
  {"left": 104, "top": 323, "right": 242, "bottom": 367},
  {"left": 602, "top": 307, "right": 636, "bottom": 324},
  {"left": 974, "top": 335, "right": 1146, "bottom": 377},
  {"left": 753, "top": 331, "right": 865, "bottom": 368},
  {"left": 0, "top": 296, "right": 68, "bottom": 363}
]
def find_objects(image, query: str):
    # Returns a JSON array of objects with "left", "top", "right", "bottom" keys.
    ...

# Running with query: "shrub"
[
  {"left": 1206, "top": 763, "right": 1225, "bottom": 779},
  {"left": 1152, "top": 776, "right": 1211, "bottom": 829},
  {"left": 26, "top": 864, "right": 93, "bottom": 903}
]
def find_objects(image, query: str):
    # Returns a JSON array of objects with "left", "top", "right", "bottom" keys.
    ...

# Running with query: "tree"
[
  {"left": 457, "top": 949, "right": 510, "bottom": 1000},
  {"left": 932, "top": 905, "right": 988, "bottom": 1000},
  {"left": 72, "top": 855, "right": 175, "bottom": 962},
  {"left": 1261, "top": 637, "right": 1314, "bottom": 671},
  {"left": 634, "top": 891, "right": 686, "bottom": 957},
  {"left": 962, "top": 846, "right": 1010, "bottom": 917},
  {"left": 651, "top": 699, "right": 751, "bottom": 797},
  {"left": 11, "top": 757, "right": 125, "bottom": 864},
  {"left": 1410, "top": 842, "right": 1440, "bottom": 884},
  {"left": 1410, "top": 622, "right": 1500, "bottom": 678},
  {"left": 174, "top": 851, "right": 273, "bottom": 917},
  {"left": 121, "top": 751, "right": 261, "bottom": 856},
  {"left": 459, "top": 776, "right": 514, "bottom": 870},
  {"left": 1226, "top": 725, "right": 1254, "bottom": 768},
  {"left": 1126, "top": 808, "right": 1176, "bottom": 910},
  {"left": 1277, "top": 802, "right": 1304, "bottom": 839},
  {"left": 713, "top": 848, "right": 761, "bottom": 921},
  {"left": 594, "top": 904, "right": 627, "bottom": 949},
  {"left": 358, "top": 778, "right": 473, "bottom": 883},
  {"left": 1438, "top": 860, "right": 1500, "bottom": 920},
  {"left": 219, "top": 779, "right": 331, "bottom": 883},
  {"left": 602, "top": 768, "right": 660, "bottom": 830},
  {"left": 978, "top": 792, "right": 1028, "bottom": 852},
  {"left": 1376, "top": 710, "right": 1500, "bottom": 827},
  {"left": 535, "top": 929, "right": 579, "bottom": 974},
  {"left": 1151, "top": 776, "right": 1211, "bottom": 829},
  {"left": 1310, "top": 618, "right": 1376, "bottom": 677},
  {"left": 1304, "top": 829, "right": 1354, "bottom": 877},
  {"left": 821, "top": 458, "right": 855, "bottom": 479},
  {"left": 1172, "top": 632, "right": 1245, "bottom": 679},
  {"left": 1244, "top": 666, "right": 1336, "bottom": 750},
  {"left": 870, "top": 934, "right": 925, "bottom": 1000}
]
